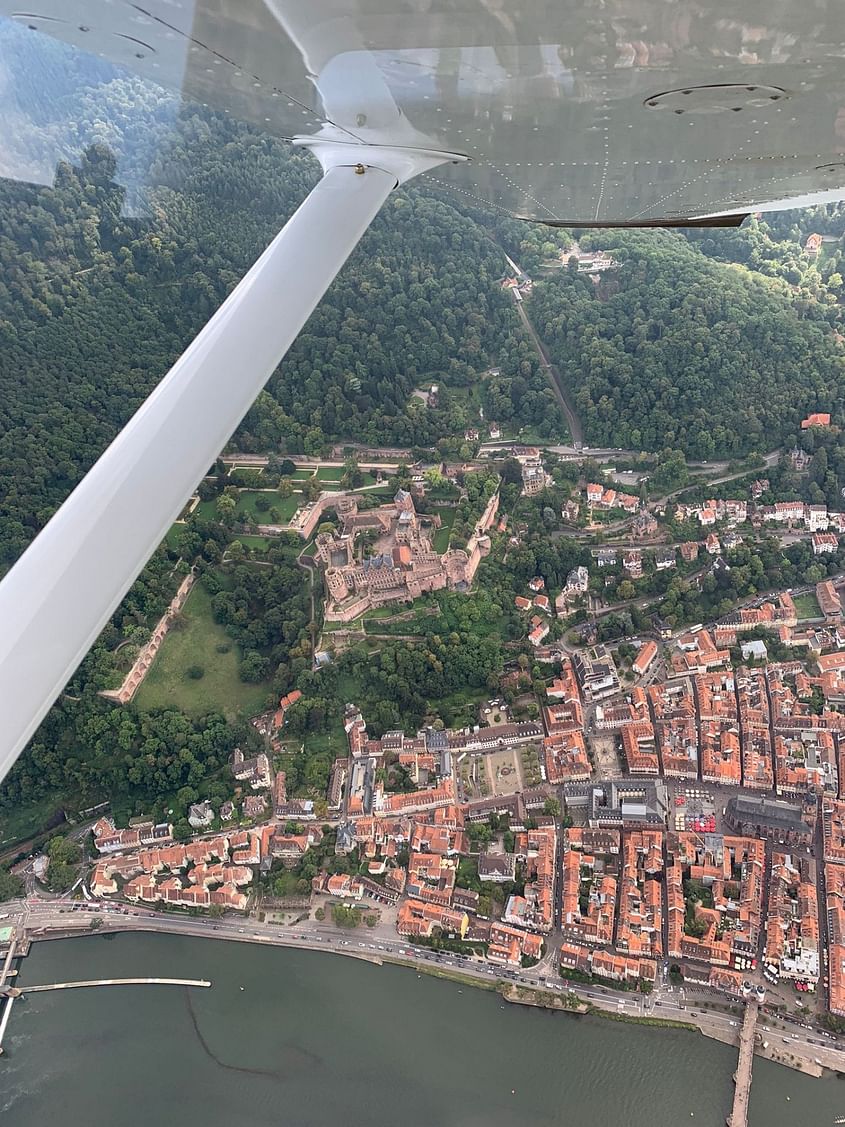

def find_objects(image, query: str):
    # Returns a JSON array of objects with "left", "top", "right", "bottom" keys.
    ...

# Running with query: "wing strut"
[{"left": 0, "top": 145, "right": 457, "bottom": 784}]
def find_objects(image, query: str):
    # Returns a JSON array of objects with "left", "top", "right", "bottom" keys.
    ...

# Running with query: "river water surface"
[{"left": 3, "top": 932, "right": 845, "bottom": 1126}]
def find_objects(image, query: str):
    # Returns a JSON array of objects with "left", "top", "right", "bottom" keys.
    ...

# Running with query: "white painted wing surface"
[{"left": 3, "top": 0, "right": 845, "bottom": 221}]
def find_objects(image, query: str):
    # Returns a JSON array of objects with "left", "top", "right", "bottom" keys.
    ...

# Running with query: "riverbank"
[
  {"left": 10, "top": 904, "right": 845, "bottom": 1083},
  {"left": 7, "top": 930, "right": 845, "bottom": 1127},
  {"left": 500, "top": 982, "right": 589, "bottom": 1013}
]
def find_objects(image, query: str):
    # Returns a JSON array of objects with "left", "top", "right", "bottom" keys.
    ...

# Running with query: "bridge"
[
  {"left": 0, "top": 935, "right": 19, "bottom": 1054},
  {"left": 727, "top": 998, "right": 758, "bottom": 1127},
  {"left": 21, "top": 977, "right": 211, "bottom": 993}
]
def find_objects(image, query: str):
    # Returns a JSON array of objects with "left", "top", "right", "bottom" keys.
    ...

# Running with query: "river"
[{"left": 2, "top": 933, "right": 844, "bottom": 1126}]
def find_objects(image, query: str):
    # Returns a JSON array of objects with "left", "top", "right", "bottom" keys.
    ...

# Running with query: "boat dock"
[
  {"left": 0, "top": 928, "right": 211, "bottom": 1056},
  {"left": 21, "top": 977, "right": 211, "bottom": 993}
]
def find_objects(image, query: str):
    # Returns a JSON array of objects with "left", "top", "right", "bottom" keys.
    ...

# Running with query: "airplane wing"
[{"left": 2, "top": 0, "right": 845, "bottom": 225}]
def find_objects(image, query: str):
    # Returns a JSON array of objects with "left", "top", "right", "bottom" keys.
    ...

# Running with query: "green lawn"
[
  {"left": 135, "top": 582, "right": 269, "bottom": 721},
  {"left": 446, "top": 382, "right": 486, "bottom": 418},
  {"left": 291, "top": 469, "right": 314, "bottom": 480},
  {"left": 322, "top": 616, "right": 365, "bottom": 632},
  {"left": 236, "top": 490, "right": 299, "bottom": 524},
  {"left": 238, "top": 534, "right": 273, "bottom": 552},
  {"left": 315, "top": 466, "right": 345, "bottom": 481},
  {"left": 301, "top": 728, "right": 347, "bottom": 757},
  {"left": 431, "top": 506, "right": 457, "bottom": 553},
  {"left": 793, "top": 592, "right": 823, "bottom": 620}
]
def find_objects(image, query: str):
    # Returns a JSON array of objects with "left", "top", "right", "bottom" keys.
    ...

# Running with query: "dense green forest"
[
  {"left": 0, "top": 22, "right": 562, "bottom": 572},
  {"left": 0, "top": 136, "right": 557, "bottom": 567},
  {"left": 526, "top": 230, "right": 845, "bottom": 459}
]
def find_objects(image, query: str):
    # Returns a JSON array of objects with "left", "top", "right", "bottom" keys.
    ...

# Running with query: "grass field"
[
  {"left": 135, "top": 582, "right": 269, "bottom": 720},
  {"left": 300, "top": 728, "right": 347, "bottom": 758},
  {"left": 322, "top": 617, "right": 364, "bottom": 632},
  {"left": 793, "top": 592, "right": 823, "bottom": 620},
  {"left": 235, "top": 490, "right": 300, "bottom": 524},
  {"left": 238, "top": 534, "right": 273, "bottom": 552},
  {"left": 194, "top": 499, "right": 218, "bottom": 521},
  {"left": 315, "top": 466, "right": 345, "bottom": 481},
  {"left": 431, "top": 506, "right": 457, "bottom": 553}
]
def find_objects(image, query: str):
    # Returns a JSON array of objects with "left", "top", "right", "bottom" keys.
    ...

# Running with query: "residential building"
[
  {"left": 487, "top": 923, "right": 543, "bottom": 967},
  {"left": 773, "top": 501, "right": 806, "bottom": 523},
  {"left": 654, "top": 548, "right": 676, "bottom": 571},
  {"left": 242, "top": 795, "right": 267, "bottom": 820},
  {"left": 188, "top": 801, "right": 214, "bottom": 829},
  {"left": 633, "top": 640, "right": 658, "bottom": 677},
  {"left": 801, "top": 411, "right": 830, "bottom": 428},
  {"left": 804, "top": 234, "right": 823, "bottom": 257},
  {"left": 765, "top": 852, "right": 819, "bottom": 986},
  {"left": 679, "top": 541, "right": 699, "bottom": 563},
  {"left": 92, "top": 817, "right": 173, "bottom": 855},
  {"left": 543, "top": 731, "right": 591, "bottom": 783},
  {"left": 478, "top": 852, "right": 517, "bottom": 883},
  {"left": 594, "top": 548, "right": 618, "bottom": 567},
  {"left": 813, "top": 532, "right": 838, "bottom": 555},
  {"left": 622, "top": 549, "right": 643, "bottom": 578},
  {"left": 818, "top": 580, "right": 842, "bottom": 620}
]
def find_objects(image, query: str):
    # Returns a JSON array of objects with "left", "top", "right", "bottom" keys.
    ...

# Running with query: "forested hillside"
[
  {"left": 526, "top": 230, "right": 845, "bottom": 459},
  {"left": 0, "top": 21, "right": 560, "bottom": 571}
]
